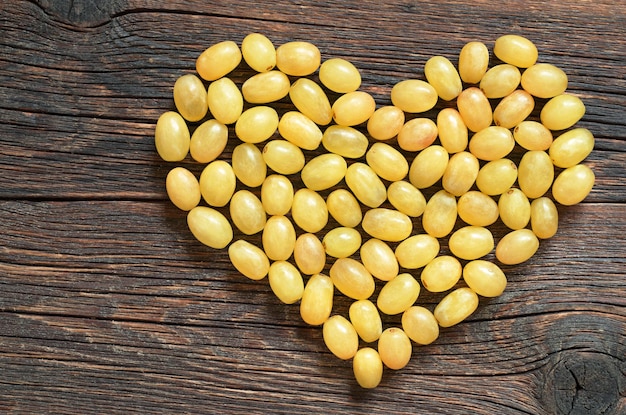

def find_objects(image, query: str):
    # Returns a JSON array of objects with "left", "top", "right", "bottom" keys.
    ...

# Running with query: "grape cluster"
[{"left": 155, "top": 33, "right": 595, "bottom": 388}]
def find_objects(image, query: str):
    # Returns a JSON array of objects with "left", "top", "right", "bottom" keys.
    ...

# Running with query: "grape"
[
  {"left": 479, "top": 64, "right": 521, "bottom": 98},
  {"left": 278, "top": 111, "right": 323, "bottom": 150},
  {"left": 275, "top": 41, "right": 321, "bottom": 76},
  {"left": 458, "top": 41, "right": 489, "bottom": 84},
  {"left": 241, "top": 33, "right": 276, "bottom": 72},
  {"left": 495, "top": 229, "right": 540, "bottom": 265},
  {"left": 397, "top": 117, "right": 438, "bottom": 152},
  {"left": 323, "top": 315, "right": 359, "bottom": 360},
  {"left": 291, "top": 188, "right": 328, "bottom": 233},
  {"left": 442, "top": 151, "right": 480, "bottom": 196},
  {"left": 552, "top": 164, "right": 595, "bottom": 206},
  {"left": 322, "top": 125, "right": 369, "bottom": 158},
  {"left": 437, "top": 108, "right": 468, "bottom": 154},
  {"left": 187, "top": 206, "right": 233, "bottom": 249},
  {"left": 232, "top": 143, "right": 267, "bottom": 188},
  {"left": 242, "top": 70, "right": 291, "bottom": 103},
  {"left": 166, "top": 167, "right": 201, "bottom": 211},
  {"left": 367, "top": 106, "right": 405, "bottom": 141},
  {"left": 476, "top": 158, "right": 518, "bottom": 196},
  {"left": 268, "top": 261, "right": 305, "bottom": 304},
  {"left": 457, "top": 191, "right": 499, "bottom": 226},
  {"left": 173, "top": 74, "right": 208, "bottom": 122},
  {"left": 540, "top": 93, "right": 586, "bottom": 131},
  {"left": 349, "top": 300, "right": 383, "bottom": 343},
  {"left": 362, "top": 208, "right": 413, "bottom": 242},
  {"left": 360, "top": 238, "right": 399, "bottom": 282},
  {"left": 457, "top": 87, "right": 492, "bottom": 132},
  {"left": 493, "top": 34, "right": 538, "bottom": 68},
  {"left": 300, "top": 273, "right": 333, "bottom": 326},
  {"left": 229, "top": 190, "right": 266, "bottom": 235},
  {"left": 387, "top": 181, "right": 427, "bottom": 218},
  {"left": 262, "top": 140, "right": 305, "bottom": 175},
  {"left": 530, "top": 197, "right": 559, "bottom": 239},
  {"left": 402, "top": 306, "right": 439, "bottom": 345},
  {"left": 420, "top": 255, "right": 462, "bottom": 293},
  {"left": 493, "top": 89, "right": 535, "bottom": 129},
  {"left": 513, "top": 120, "right": 553, "bottom": 151},
  {"left": 326, "top": 189, "right": 362, "bottom": 228},
  {"left": 462, "top": 260, "right": 507, "bottom": 297},
  {"left": 395, "top": 234, "right": 440, "bottom": 269},
  {"left": 549, "top": 128, "right": 595, "bottom": 168},
  {"left": 521, "top": 63, "right": 568, "bottom": 98},
  {"left": 262, "top": 215, "right": 296, "bottom": 261},
  {"left": 190, "top": 119, "right": 228, "bottom": 163},
  {"left": 332, "top": 91, "right": 376, "bottom": 126},
  {"left": 377, "top": 327, "right": 412, "bottom": 370},
  {"left": 301, "top": 153, "right": 347, "bottom": 191},
  {"left": 366, "top": 142, "right": 409, "bottom": 182},
  {"left": 517, "top": 150, "right": 554, "bottom": 199},
  {"left": 330, "top": 258, "right": 375, "bottom": 300},
  {"left": 235, "top": 106, "right": 279, "bottom": 143},
  {"left": 289, "top": 78, "right": 333, "bottom": 125},
  {"left": 154, "top": 111, "right": 190, "bottom": 162},
  {"left": 434, "top": 287, "right": 479, "bottom": 328},
  {"left": 424, "top": 55, "right": 463, "bottom": 101},
  {"left": 293, "top": 233, "right": 326, "bottom": 275},
  {"left": 199, "top": 160, "right": 236, "bottom": 207},
  {"left": 422, "top": 190, "right": 457, "bottom": 238},
  {"left": 322, "top": 227, "right": 362, "bottom": 258},
  {"left": 469, "top": 126, "right": 515, "bottom": 161},
  {"left": 408, "top": 145, "right": 449, "bottom": 189},
  {"left": 498, "top": 188, "right": 531, "bottom": 231},
  {"left": 228, "top": 240, "right": 270, "bottom": 280},
  {"left": 319, "top": 57, "right": 362, "bottom": 93},
  {"left": 448, "top": 226, "right": 494, "bottom": 260},
  {"left": 207, "top": 77, "right": 243, "bottom": 124},
  {"left": 391, "top": 79, "right": 438, "bottom": 113},
  {"left": 261, "top": 174, "right": 294, "bottom": 216},
  {"left": 377, "top": 273, "right": 420, "bottom": 315},
  {"left": 353, "top": 348, "right": 383, "bottom": 389},
  {"left": 196, "top": 40, "right": 242, "bottom": 81},
  {"left": 345, "top": 163, "right": 387, "bottom": 208}
]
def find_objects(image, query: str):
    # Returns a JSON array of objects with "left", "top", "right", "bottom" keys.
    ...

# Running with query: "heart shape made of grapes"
[{"left": 155, "top": 33, "right": 595, "bottom": 388}]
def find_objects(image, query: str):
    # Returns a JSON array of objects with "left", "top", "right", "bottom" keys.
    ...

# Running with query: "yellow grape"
[
  {"left": 397, "top": 117, "right": 438, "bottom": 152},
  {"left": 154, "top": 111, "right": 190, "bottom": 162},
  {"left": 173, "top": 74, "right": 208, "bottom": 122},
  {"left": 377, "top": 273, "right": 420, "bottom": 315},
  {"left": 345, "top": 163, "right": 387, "bottom": 208},
  {"left": 367, "top": 106, "right": 405, "bottom": 141},
  {"left": 293, "top": 233, "right": 325, "bottom": 275},
  {"left": 457, "top": 87, "right": 492, "bottom": 132},
  {"left": 235, "top": 106, "right": 279, "bottom": 143},
  {"left": 458, "top": 41, "right": 489, "bottom": 84},
  {"left": 166, "top": 167, "right": 201, "bottom": 211},
  {"left": 278, "top": 111, "right": 322, "bottom": 150},
  {"left": 366, "top": 142, "right": 409, "bottom": 182},
  {"left": 493, "top": 34, "right": 538, "bottom": 68},
  {"left": 289, "top": 78, "right": 333, "bottom": 125},
  {"left": 521, "top": 63, "right": 568, "bottom": 98},
  {"left": 189, "top": 119, "right": 228, "bottom": 163},
  {"left": 187, "top": 206, "right": 233, "bottom": 249},
  {"left": 326, "top": 189, "right": 363, "bottom": 228},
  {"left": 242, "top": 70, "right": 291, "bottom": 104},
  {"left": 362, "top": 208, "right": 413, "bottom": 242},
  {"left": 232, "top": 143, "right": 267, "bottom": 188},
  {"left": 462, "top": 260, "right": 507, "bottom": 297},
  {"left": 402, "top": 306, "right": 439, "bottom": 345},
  {"left": 319, "top": 57, "right": 362, "bottom": 93},
  {"left": 353, "top": 347, "right": 383, "bottom": 389},
  {"left": 517, "top": 150, "right": 554, "bottom": 199},
  {"left": 207, "top": 77, "right": 243, "bottom": 125},
  {"left": 448, "top": 226, "right": 494, "bottom": 260},
  {"left": 262, "top": 215, "right": 296, "bottom": 261},
  {"left": 479, "top": 64, "right": 521, "bottom": 98},
  {"left": 424, "top": 55, "right": 463, "bottom": 100},
  {"left": 408, "top": 145, "right": 449, "bottom": 189},
  {"left": 377, "top": 327, "right": 412, "bottom": 370},
  {"left": 360, "top": 238, "right": 399, "bottom": 282},
  {"left": 301, "top": 153, "right": 347, "bottom": 191},
  {"left": 422, "top": 190, "right": 457, "bottom": 238},
  {"left": 261, "top": 174, "right": 293, "bottom": 216},
  {"left": 330, "top": 258, "right": 375, "bottom": 300},
  {"left": 420, "top": 255, "right": 462, "bottom": 293},
  {"left": 332, "top": 91, "right": 376, "bottom": 126},
  {"left": 498, "top": 188, "right": 531, "bottom": 230},
  {"left": 323, "top": 315, "right": 359, "bottom": 360},
  {"left": 496, "top": 229, "right": 540, "bottom": 265},
  {"left": 513, "top": 120, "right": 553, "bottom": 151},
  {"left": 228, "top": 240, "right": 270, "bottom": 280},
  {"left": 322, "top": 125, "right": 369, "bottom": 158},
  {"left": 395, "top": 234, "right": 440, "bottom": 269},
  {"left": 469, "top": 126, "right": 515, "bottom": 161},
  {"left": 291, "top": 188, "right": 328, "bottom": 233},
  {"left": 493, "top": 89, "right": 535, "bottom": 129},
  {"left": 300, "top": 273, "right": 334, "bottom": 326},
  {"left": 268, "top": 261, "right": 304, "bottom": 304},
  {"left": 475, "top": 158, "right": 518, "bottom": 196},
  {"left": 391, "top": 79, "right": 438, "bottom": 113},
  {"left": 196, "top": 40, "right": 241, "bottom": 81},
  {"left": 552, "top": 164, "right": 595, "bottom": 205},
  {"left": 549, "top": 128, "right": 595, "bottom": 168},
  {"left": 457, "top": 191, "right": 499, "bottom": 227},
  {"left": 241, "top": 32, "right": 276, "bottom": 72},
  {"left": 322, "top": 227, "right": 362, "bottom": 258},
  {"left": 434, "top": 287, "right": 479, "bottom": 328},
  {"left": 349, "top": 300, "right": 383, "bottom": 343},
  {"left": 229, "top": 189, "right": 266, "bottom": 235},
  {"left": 199, "top": 160, "right": 236, "bottom": 207},
  {"left": 387, "top": 181, "right": 427, "bottom": 218},
  {"left": 437, "top": 108, "right": 468, "bottom": 154},
  {"left": 262, "top": 140, "right": 305, "bottom": 175},
  {"left": 275, "top": 41, "right": 321, "bottom": 76},
  {"left": 540, "top": 94, "right": 586, "bottom": 131},
  {"left": 530, "top": 197, "right": 559, "bottom": 239},
  {"left": 442, "top": 151, "right": 480, "bottom": 196}
]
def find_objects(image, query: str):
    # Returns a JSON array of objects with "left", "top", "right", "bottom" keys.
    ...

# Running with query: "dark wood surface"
[{"left": 1, "top": 1, "right": 624, "bottom": 414}]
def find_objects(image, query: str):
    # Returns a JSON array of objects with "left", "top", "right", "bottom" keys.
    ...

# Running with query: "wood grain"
[{"left": 1, "top": 0, "right": 625, "bottom": 414}]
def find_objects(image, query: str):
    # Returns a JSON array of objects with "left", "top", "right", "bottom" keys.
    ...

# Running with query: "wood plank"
[{"left": 1, "top": 0, "right": 625, "bottom": 414}]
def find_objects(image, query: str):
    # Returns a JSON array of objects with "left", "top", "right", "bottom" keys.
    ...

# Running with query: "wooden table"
[{"left": 1, "top": 1, "right": 624, "bottom": 414}]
